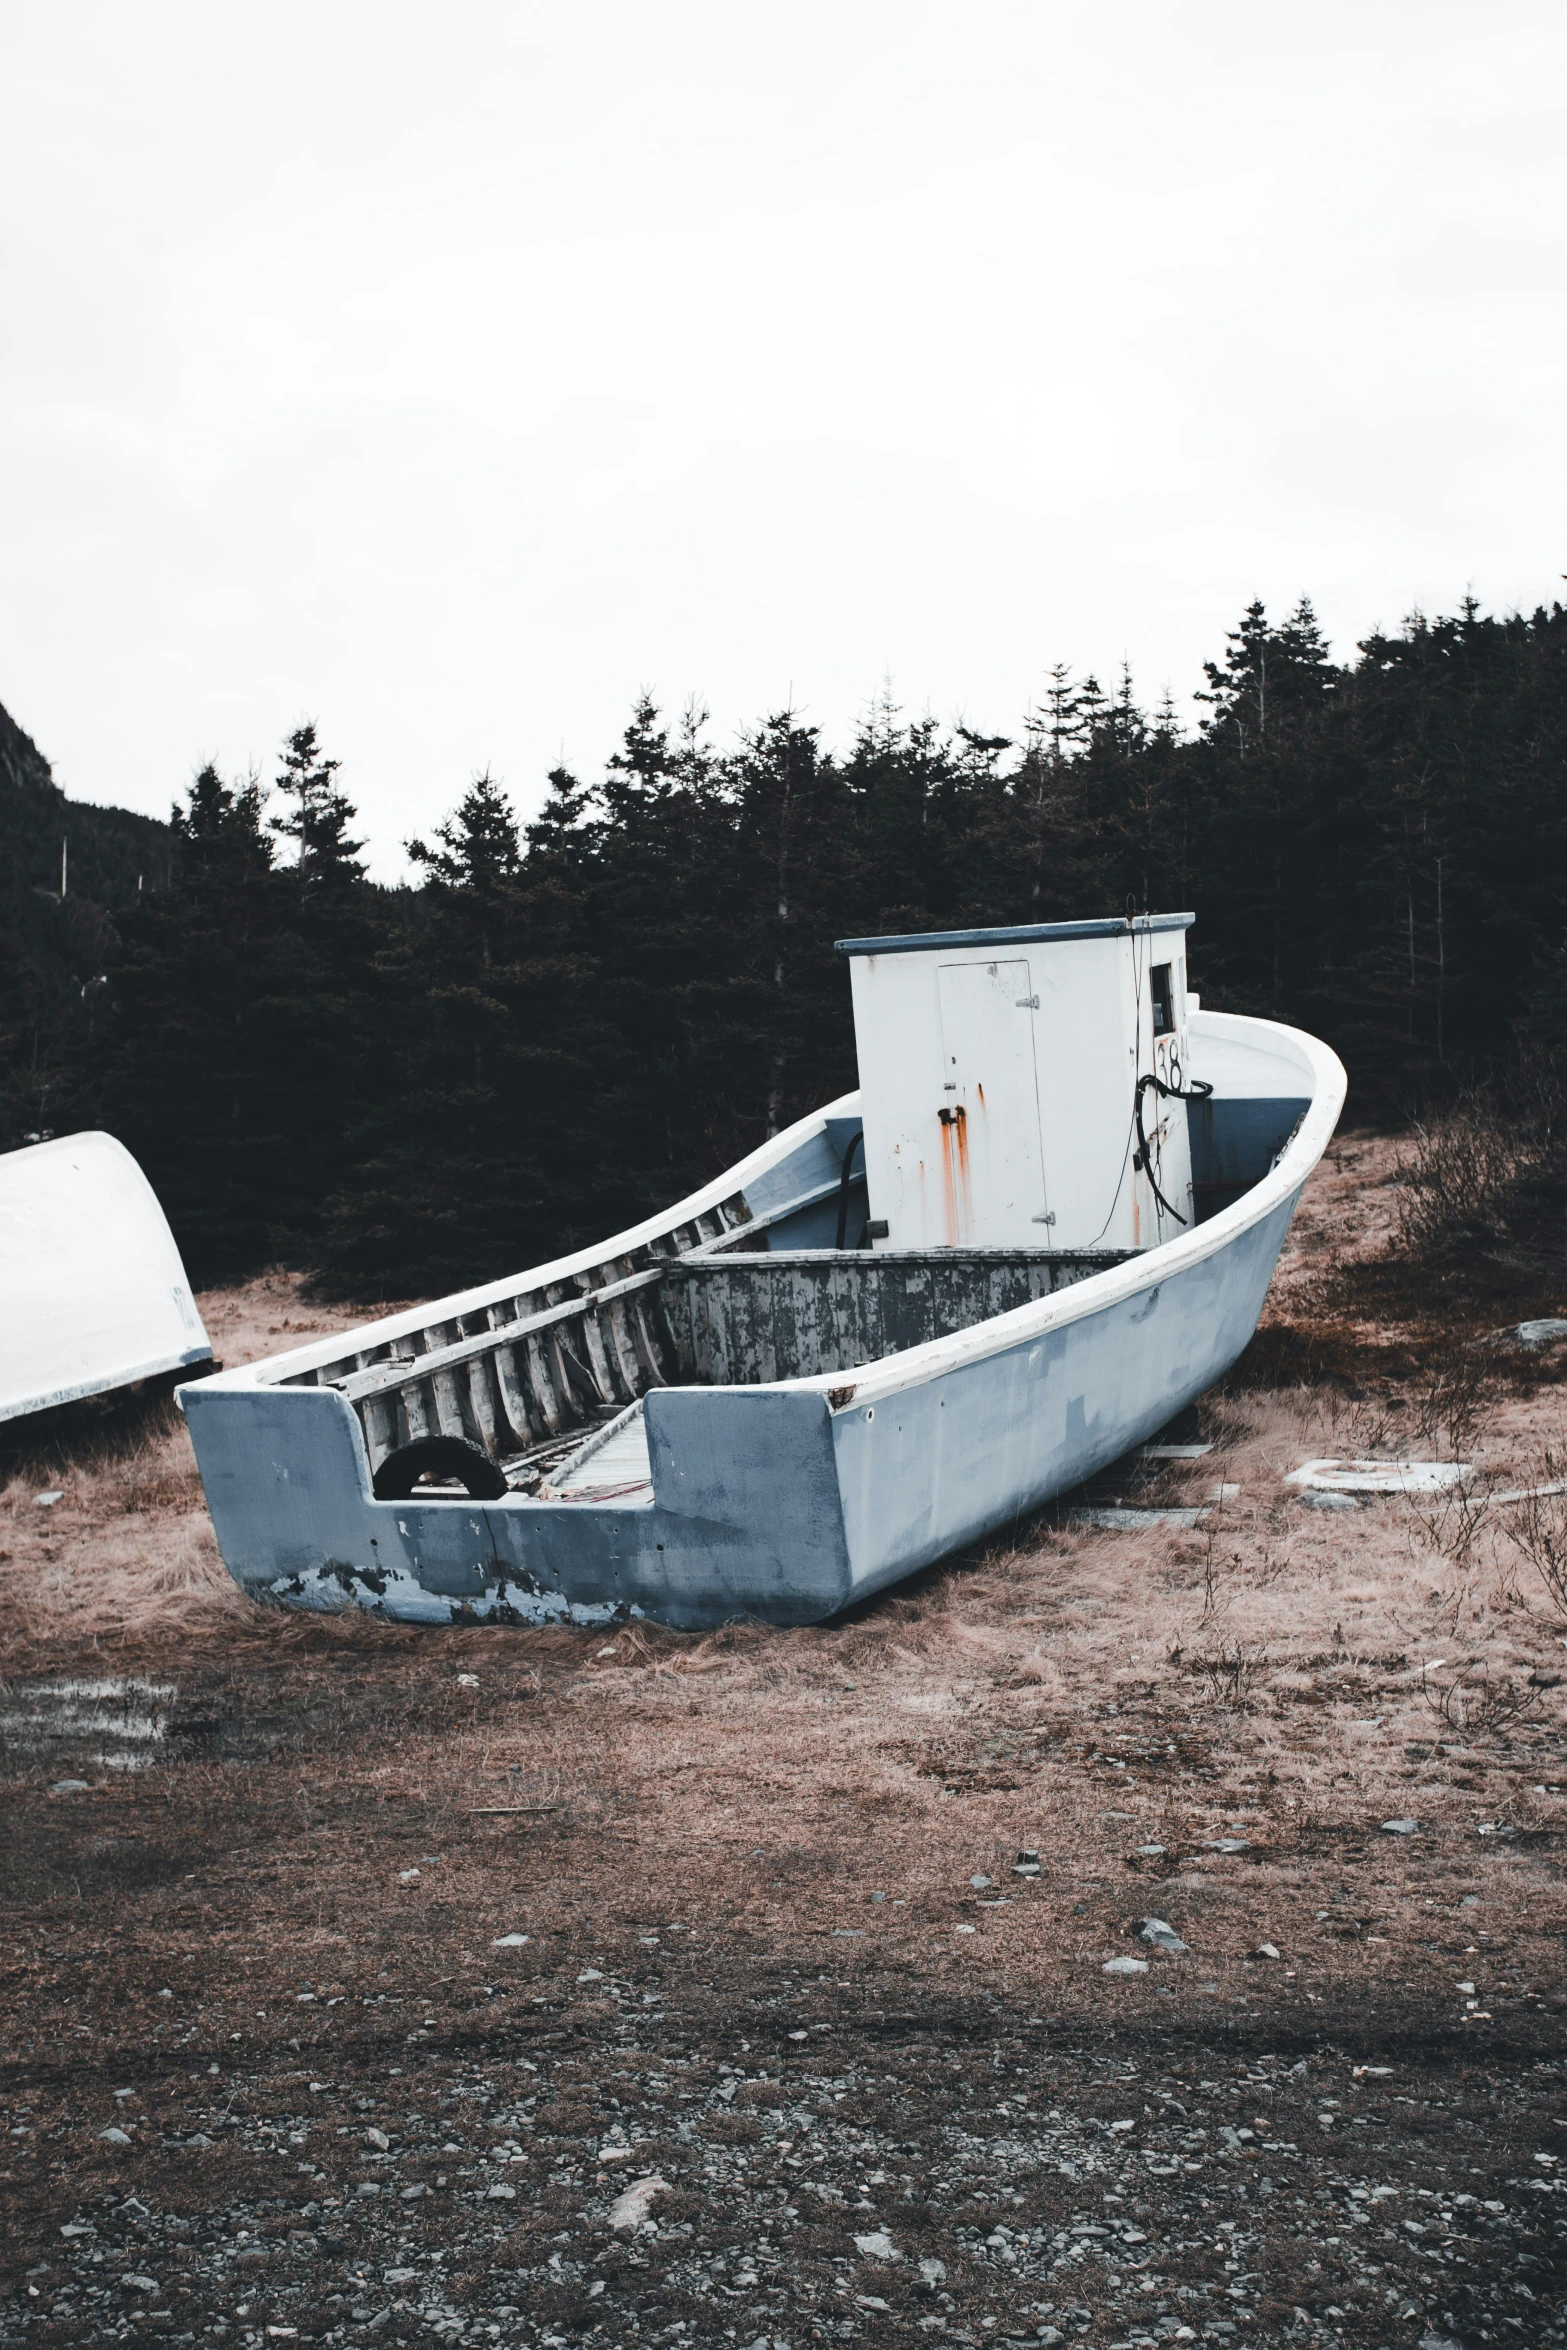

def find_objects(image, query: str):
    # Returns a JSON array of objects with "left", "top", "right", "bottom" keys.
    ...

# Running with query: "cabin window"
[{"left": 1150, "top": 963, "right": 1176, "bottom": 1037}]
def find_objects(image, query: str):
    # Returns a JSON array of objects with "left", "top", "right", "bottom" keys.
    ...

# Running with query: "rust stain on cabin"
[
  {"left": 940, "top": 1103, "right": 970, "bottom": 1244},
  {"left": 939, "top": 1118, "right": 957, "bottom": 1242}
]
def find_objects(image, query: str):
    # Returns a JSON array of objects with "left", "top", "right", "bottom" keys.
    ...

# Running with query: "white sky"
[{"left": 4, "top": 2, "right": 1565, "bottom": 879}]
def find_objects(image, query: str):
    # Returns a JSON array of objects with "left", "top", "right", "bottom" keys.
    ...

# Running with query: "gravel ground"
[{"left": 3, "top": 1647, "right": 1564, "bottom": 2350}]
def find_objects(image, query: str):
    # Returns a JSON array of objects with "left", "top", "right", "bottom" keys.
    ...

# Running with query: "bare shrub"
[
  {"left": 1422, "top": 1664, "right": 1542, "bottom": 1740},
  {"left": 1408, "top": 1343, "right": 1494, "bottom": 1457},
  {"left": 1342, "top": 1391, "right": 1401, "bottom": 1457},
  {"left": 1395, "top": 1065, "right": 1567, "bottom": 1294},
  {"left": 1396, "top": 1086, "right": 1542, "bottom": 1260},
  {"left": 1192, "top": 1642, "right": 1266, "bottom": 1709},
  {"left": 1248, "top": 1535, "right": 1296, "bottom": 1589},
  {"left": 1404, "top": 1480, "right": 1492, "bottom": 1564},
  {"left": 1500, "top": 1447, "right": 1567, "bottom": 1621},
  {"left": 1190, "top": 1509, "right": 1246, "bottom": 1624}
]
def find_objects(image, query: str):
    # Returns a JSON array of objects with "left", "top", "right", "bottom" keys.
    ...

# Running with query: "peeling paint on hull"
[{"left": 262, "top": 1561, "right": 632, "bottom": 1628}]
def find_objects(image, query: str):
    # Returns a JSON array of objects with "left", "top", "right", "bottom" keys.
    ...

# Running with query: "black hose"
[
  {"left": 1134, "top": 1070, "right": 1214, "bottom": 1228},
  {"left": 835, "top": 1129, "right": 866, "bottom": 1251}
]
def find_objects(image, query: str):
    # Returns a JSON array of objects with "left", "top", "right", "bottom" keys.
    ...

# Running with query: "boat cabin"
[{"left": 843, "top": 913, "right": 1196, "bottom": 1252}]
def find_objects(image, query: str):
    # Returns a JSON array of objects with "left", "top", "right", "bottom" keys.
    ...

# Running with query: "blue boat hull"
[
  {"left": 183, "top": 1185, "right": 1297, "bottom": 1630},
  {"left": 182, "top": 1004, "right": 1343, "bottom": 1628}
]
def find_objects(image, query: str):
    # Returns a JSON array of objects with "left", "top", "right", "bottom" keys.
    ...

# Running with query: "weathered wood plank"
[
  {"left": 569, "top": 1279, "right": 620, "bottom": 1404},
  {"left": 464, "top": 1356, "right": 500, "bottom": 1451},
  {"left": 631, "top": 1292, "right": 670, "bottom": 1387},
  {"left": 432, "top": 1367, "right": 466, "bottom": 1440},
  {"left": 331, "top": 1267, "right": 665, "bottom": 1406},
  {"left": 652, "top": 1256, "right": 697, "bottom": 1377},
  {"left": 522, "top": 1328, "right": 563, "bottom": 1436},
  {"left": 362, "top": 1394, "right": 396, "bottom": 1469},
  {"left": 669, "top": 1247, "right": 1132, "bottom": 1384},
  {"left": 602, "top": 1258, "right": 646, "bottom": 1394},
  {"left": 491, "top": 1343, "right": 538, "bottom": 1448},
  {"left": 680, "top": 1174, "right": 842, "bottom": 1256}
]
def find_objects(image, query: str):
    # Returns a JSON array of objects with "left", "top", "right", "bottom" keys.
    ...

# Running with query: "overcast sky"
[{"left": 5, "top": 2, "right": 1565, "bottom": 878}]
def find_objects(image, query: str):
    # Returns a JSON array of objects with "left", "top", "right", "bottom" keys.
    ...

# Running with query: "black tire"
[{"left": 372, "top": 1435, "right": 509, "bottom": 1502}]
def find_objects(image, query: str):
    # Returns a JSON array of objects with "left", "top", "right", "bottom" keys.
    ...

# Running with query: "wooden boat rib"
[{"left": 181, "top": 919, "right": 1345, "bottom": 1628}]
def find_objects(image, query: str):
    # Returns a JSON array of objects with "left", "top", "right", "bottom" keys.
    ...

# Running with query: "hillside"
[
  {"left": 0, "top": 698, "right": 173, "bottom": 904},
  {"left": 0, "top": 696, "right": 173, "bottom": 1143}
]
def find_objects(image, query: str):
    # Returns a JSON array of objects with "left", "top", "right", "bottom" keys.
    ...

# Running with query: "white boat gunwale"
[
  {"left": 186, "top": 1097, "right": 865, "bottom": 1395},
  {"left": 802, "top": 1008, "right": 1341, "bottom": 1413},
  {"left": 188, "top": 1005, "right": 1341, "bottom": 1423}
]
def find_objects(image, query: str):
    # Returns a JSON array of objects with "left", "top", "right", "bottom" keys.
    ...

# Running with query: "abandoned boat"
[
  {"left": 1, "top": 1131, "right": 214, "bottom": 1424},
  {"left": 181, "top": 915, "right": 1345, "bottom": 1628}
]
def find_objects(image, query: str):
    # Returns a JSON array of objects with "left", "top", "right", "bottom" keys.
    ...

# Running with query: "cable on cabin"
[
  {"left": 835, "top": 1129, "right": 866, "bottom": 1251},
  {"left": 1074, "top": 906, "right": 1212, "bottom": 1247},
  {"left": 1134, "top": 1067, "right": 1214, "bottom": 1227}
]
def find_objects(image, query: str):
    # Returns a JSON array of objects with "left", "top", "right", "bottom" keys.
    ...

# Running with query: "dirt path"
[{"left": 3, "top": 1211, "right": 1567, "bottom": 2348}]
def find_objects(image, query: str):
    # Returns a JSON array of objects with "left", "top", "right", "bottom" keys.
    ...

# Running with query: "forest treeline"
[{"left": 3, "top": 592, "right": 1565, "bottom": 1298}]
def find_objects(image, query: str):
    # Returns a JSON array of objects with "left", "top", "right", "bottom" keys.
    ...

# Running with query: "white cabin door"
[{"left": 935, "top": 959, "right": 1049, "bottom": 1245}]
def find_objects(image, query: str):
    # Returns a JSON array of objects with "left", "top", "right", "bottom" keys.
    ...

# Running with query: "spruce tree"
[
  {"left": 109, "top": 764, "right": 291, "bottom": 1277},
  {"left": 262, "top": 725, "right": 382, "bottom": 1267},
  {"left": 269, "top": 722, "right": 365, "bottom": 888}
]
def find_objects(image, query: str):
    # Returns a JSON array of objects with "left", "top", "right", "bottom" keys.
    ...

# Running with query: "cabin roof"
[{"left": 834, "top": 913, "right": 1196, "bottom": 957}]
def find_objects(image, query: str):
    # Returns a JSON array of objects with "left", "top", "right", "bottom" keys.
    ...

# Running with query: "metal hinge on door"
[{"left": 1016, "top": 994, "right": 1039, "bottom": 1009}]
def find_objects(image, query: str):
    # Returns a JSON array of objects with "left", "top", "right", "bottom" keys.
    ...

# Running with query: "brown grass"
[
  {"left": 4, "top": 1177, "right": 1567, "bottom": 2021},
  {"left": 0, "top": 1272, "right": 384, "bottom": 1653}
]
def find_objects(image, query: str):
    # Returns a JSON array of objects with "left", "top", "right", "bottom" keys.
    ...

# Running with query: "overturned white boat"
[
  {"left": 182, "top": 917, "right": 1344, "bottom": 1627},
  {"left": 1, "top": 1131, "right": 214, "bottom": 1424}
]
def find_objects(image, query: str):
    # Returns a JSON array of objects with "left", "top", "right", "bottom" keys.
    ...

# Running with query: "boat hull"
[
  {"left": 182, "top": 1002, "right": 1338, "bottom": 1629},
  {"left": 1, "top": 1131, "right": 213, "bottom": 1425},
  {"left": 186, "top": 1193, "right": 1292, "bottom": 1629}
]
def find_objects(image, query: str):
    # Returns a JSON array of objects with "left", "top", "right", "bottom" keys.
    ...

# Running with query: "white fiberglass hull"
[
  {"left": 1, "top": 1132, "right": 213, "bottom": 1425},
  {"left": 181, "top": 1010, "right": 1344, "bottom": 1628}
]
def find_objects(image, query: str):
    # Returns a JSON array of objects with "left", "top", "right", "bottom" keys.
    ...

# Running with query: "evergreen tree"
[
  {"left": 317, "top": 764, "right": 637, "bottom": 1298},
  {"left": 12, "top": 588, "right": 1567, "bottom": 1299},
  {"left": 1010, "top": 670, "right": 1094, "bottom": 922},
  {"left": 113, "top": 728, "right": 383, "bottom": 1279},
  {"left": 109, "top": 765, "right": 292, "bottom": 1276},
  {"left": 730, "top": 709, "right": 849, "bottom": 1137},
  {"left": 408, "top": 770, "right": 521, "bottom": 894},
  {"left": 844, "top": 696, "right": 952, "bottom": 936},
  {"left": 269, "top": 722, "right": 365, "bottom": 888}
]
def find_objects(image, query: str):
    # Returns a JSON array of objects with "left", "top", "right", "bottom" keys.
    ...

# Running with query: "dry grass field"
[{"left": 3, "top": 1141, "right": 1566, "bottom": 2350}]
